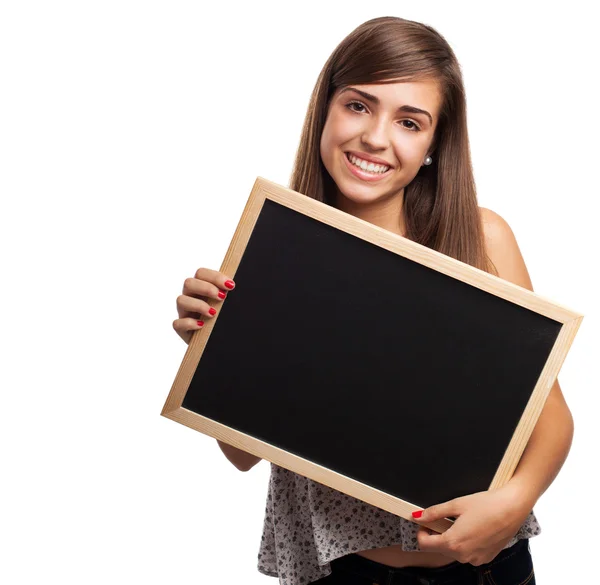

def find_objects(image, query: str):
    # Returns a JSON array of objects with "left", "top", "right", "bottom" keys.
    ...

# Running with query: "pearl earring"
[{"left": 423, "top": 156, "right": 433, "bottom": 166}]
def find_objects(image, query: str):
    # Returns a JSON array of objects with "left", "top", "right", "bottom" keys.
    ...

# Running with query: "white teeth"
[{"left": 348, "top": 154, "right": 389, "bottom": 174}]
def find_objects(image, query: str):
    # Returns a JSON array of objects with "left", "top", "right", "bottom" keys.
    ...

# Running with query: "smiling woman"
[
  {"left": 284, "top": 21, "right": 495, "bottom": 278},
  {"left": 171, "top": 14, "right": 573, "bottom": 585}
]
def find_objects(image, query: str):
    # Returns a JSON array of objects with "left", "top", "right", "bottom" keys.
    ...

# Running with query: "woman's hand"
[
  {"left": 412, "top": 481, "right": 534, "bottom": 565},
  {"left": 173, "top": 267, "right": 236, "bottom": 344}
]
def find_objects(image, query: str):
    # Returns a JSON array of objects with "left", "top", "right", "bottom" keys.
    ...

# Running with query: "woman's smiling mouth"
[{"left": 344, "top": 152, "right": 394, "bottom": 182}]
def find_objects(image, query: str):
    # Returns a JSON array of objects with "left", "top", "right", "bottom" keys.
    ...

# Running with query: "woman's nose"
[{"left": 361, "top": 118, "right": 390, "bottom": 150}]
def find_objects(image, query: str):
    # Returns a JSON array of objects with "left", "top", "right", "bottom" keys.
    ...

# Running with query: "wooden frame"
[{"left": 162, "top": 177, "right": 583, "bottom": 533}]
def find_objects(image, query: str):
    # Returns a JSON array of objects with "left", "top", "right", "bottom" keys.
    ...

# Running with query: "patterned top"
[{"left": 257, "top": 463, "right": 541, "bottom": 585}]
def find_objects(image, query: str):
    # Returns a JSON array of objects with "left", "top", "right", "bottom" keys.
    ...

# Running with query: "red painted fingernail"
[
  {"left": 209, "top": 308, "right": 217, "bottom": 316},
  {"left": 412, "top": 510, "right": 423, "bottom": 519},
  {"left": 217, "top": 291, "right": 227, "bottom": 299},
  {"left": 224, "top": 280, "right": 235, "bottom": 289},
  {"left": 197, "top": 320, "right": 204, "bottom": 327}
]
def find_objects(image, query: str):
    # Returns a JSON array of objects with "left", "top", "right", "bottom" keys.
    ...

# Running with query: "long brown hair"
[{"left": 288, "top": 16, "right": 497, "bottom": 275}]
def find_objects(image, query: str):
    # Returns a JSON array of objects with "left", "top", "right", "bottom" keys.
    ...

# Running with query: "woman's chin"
[
  {"left": 338, "top": 177, "right": 397, "bottom": 198},
  {"left": 335, "top": 188, "right": 393, "bottom": 209}
]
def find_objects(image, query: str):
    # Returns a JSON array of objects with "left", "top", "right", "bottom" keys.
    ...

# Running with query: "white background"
[{"left": 1, "top": 1, "right": 598, "bottom": 583}]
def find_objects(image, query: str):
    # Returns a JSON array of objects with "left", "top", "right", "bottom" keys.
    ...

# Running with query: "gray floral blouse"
[{"left": 257, "top": 463, "right": 541, "bottom": 585}]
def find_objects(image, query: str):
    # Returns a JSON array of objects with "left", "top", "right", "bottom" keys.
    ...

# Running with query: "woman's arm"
[
  {"left": 509, "top": 378, "right": 573, "bottom": 506},
  {"left": 413, "top": 208, "right": 574, "bottom": 565},
  {"left": 217, "top": 440, "right": 263, "bottom": 472}
]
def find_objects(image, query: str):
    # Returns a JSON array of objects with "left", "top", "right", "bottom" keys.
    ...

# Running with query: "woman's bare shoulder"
[{"left": 478, "top": 206, "right": 534, "bottom": 291}]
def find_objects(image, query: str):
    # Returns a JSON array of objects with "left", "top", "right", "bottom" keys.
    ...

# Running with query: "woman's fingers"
[
  {"left": 176, "top": 294, "right": 219, "bottom": 320},
  {"left": 172, "top": 317, "right": 205, "bottom": 345},
  {"left": 173, "top": 269, "right": 236, "bottom": 345},
  {"left": 182, "top": 271, "right": 235, "bottom": 302},
  {"left": 193, "top": 267, "right": 236, "bottom": 292},
  {"left": 183, "top": 276, "right": 223, "bottom": 302}
]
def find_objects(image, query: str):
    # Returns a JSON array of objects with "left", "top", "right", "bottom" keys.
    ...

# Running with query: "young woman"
[{"left": 172, "top": 16, "right": 573, "bottom": 585}]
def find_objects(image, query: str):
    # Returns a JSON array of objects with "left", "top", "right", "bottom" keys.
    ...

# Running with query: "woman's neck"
[{"left": 333, "top": 189, "right": 407, "bottom": 237}]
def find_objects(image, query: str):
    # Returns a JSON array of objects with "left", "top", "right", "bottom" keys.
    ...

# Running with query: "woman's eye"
[
  {"left": 401, "top": 120, "right": 421, "bottom": 132},
  {"left": 347, "top": 101, "right": 366, "bottom": 113},
  {"left": 347, "top": 102, "right": 421, "bottom": 132}
]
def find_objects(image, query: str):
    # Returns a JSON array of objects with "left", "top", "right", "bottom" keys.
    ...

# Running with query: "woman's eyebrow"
[{"left": 339, "top": 87, "right": 433, "bottom": 125}]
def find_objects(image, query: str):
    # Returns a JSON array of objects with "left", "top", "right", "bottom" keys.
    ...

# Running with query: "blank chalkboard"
[{"left": 162, "top": 177, "right": 582, "bottom": 533}]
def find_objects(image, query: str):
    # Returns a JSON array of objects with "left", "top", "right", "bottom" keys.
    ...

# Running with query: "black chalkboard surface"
[{"left": 162, "top": 177, "right": 582, "bottom": 533}]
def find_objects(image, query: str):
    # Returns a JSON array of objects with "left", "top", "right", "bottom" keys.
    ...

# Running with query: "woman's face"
[{"left": 320, "top": 79, "right": 442, "bottom": 212}]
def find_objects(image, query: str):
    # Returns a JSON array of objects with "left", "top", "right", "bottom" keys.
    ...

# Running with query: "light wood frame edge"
[
  {"left": 165, "top": 405, "right": 452, "bottom": 533},
  {"left": 162, "top": 176, "right": 583, "bottom": 533},
  {"left": 489, "top": 314, "right": 583, "bottom": 488}
]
